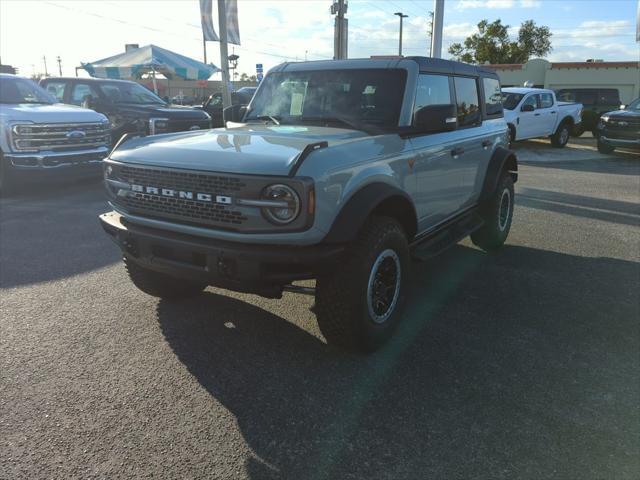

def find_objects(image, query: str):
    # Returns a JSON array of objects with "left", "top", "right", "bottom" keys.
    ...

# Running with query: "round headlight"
[
  {"left": 261, "top": 184, "right": 300, "bottom": 224},
  {"left": 600, "top": 115, "right": 610, "bottom": 123}
]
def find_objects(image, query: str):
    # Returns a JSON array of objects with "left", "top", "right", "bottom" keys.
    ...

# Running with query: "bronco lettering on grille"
[{"left": 131, "top": 184, "right": 232, "bottom": 205}]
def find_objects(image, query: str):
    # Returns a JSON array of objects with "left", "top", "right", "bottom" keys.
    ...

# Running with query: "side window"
[
  {"left": 453, "top": 77, "right": 481, "bottom": 127},
  {"left": 539, "top": 93, "right": 554, "bottom": 108},
  {"left": 413, "top": 74, "right": 451, "bottom": 115},
  {"left": 523, "top": 94, "right": 538, "bottom": 109},
  {"left": 70, "top": 83, "right": 99, "bottom": 105},
  {"left": 556, "top": 90, "right": 575, "bottom": 102},
  {"left": 482, "top": 77, "right": 502, "bottom": 116},
  {"left": 598, "top": 89, "right": 620, "bottom": 105},
  {"left": 575, "top": 90, "right": 597, "bottom": 106},
  {"left": 43, "top": 81, "right": 66, "bottom": 102}
]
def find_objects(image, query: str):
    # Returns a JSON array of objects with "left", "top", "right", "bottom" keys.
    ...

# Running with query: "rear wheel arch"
[
  {"left": 323, "top": 183, "right": 418, "bottom": 244},
  {"left": 479, "top": 146, "right": 518, "bottom": 204}
]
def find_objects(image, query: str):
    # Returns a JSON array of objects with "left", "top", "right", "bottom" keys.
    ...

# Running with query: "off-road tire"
[
  {"left": 597, "top": 139, "right": 615, "bottom": 154},
  {"left": 550, "top": 121, "right": 571, "bottom": 148},
  {"left": 124, "top": 256, "right": 206, "bottom": 299},
  {"left": 0, "top": 152, "right": 14, "bottom": 197},
  {"left": 471, "top": 172, "right": 514, "bottom": 251},
  {"left": 315, "top": 216, "right": 409, "bottom": 352}
]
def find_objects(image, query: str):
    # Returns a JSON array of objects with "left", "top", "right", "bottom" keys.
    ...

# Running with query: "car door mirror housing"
[
  {"left": 413, "top": 104, "right": 458, "bottom": 133},
  {"left": 619, "top": 104, "right": 626, "bottom": 110},
  {"left": 521, "top": 104, "right": 535, "bottom": 112},
  {"left": 223, "top": 104, "right": 248, "bottom": 124}
]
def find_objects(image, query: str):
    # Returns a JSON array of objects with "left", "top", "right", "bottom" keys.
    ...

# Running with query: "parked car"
[
  {"left": 198, "top": 87, "right": 258, "bottom": 127},
  {"left": 501, "top": 87, "right": 582, "bottom": 148},
  {"left": 0, "top": 74, "right": 110, "bottom": 194},
  {"left": 556, "top": 88, "right": 621, "bottom": 136},
  {"left": 595, "top": 97, "right": 640, "bottom": 154},
  {"left": 99, "top": 57, "right": 518, "bottom": 352},
  {"left": 40, "top": 77, "right": 211, "bottom": 143}
]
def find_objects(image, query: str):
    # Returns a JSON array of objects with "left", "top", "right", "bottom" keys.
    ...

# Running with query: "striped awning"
[{"left": 81, "top": 44, "right": 220, "bottom": 81}]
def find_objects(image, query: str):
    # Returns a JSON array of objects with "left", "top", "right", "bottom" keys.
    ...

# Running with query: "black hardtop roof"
[{"left": 405, "top": 57, "right": 498, "bottom": 77}]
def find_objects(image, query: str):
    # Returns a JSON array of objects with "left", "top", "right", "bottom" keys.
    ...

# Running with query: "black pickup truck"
[
  {"left": 40, "top": 77, "right": 211, "bottom": 142},
  {"left": 596, "top": 97, "right": 640, "bottom": 154}
]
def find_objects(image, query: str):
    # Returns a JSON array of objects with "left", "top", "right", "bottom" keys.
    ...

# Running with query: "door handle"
[
  {"left": 550, "top": 111, "right": 557, "bottom": 114},
  {"left": 534, "top": 113, "right": 541, "bottom": 116},
  {"left": 451, "top": 147, "right": 465, "bottom": 157},
  {"left": 481, "top": 140, "right": 492, "bottom": 148}
]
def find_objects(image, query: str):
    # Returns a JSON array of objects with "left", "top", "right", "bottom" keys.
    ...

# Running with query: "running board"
[{"left": 410, "top": 211, "right": 484, "bottom": 261}]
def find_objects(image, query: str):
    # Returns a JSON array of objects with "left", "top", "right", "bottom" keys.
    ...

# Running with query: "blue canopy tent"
[{"left": 81, "top": 45, "right": 220, "bottom": 92}]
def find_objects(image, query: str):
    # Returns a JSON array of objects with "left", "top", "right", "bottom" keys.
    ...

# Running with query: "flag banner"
[
  {"left": 200, "top": 0, "right": 219, "bottom": 42},
  {"left": 226, "top": 0, "right": 241, "bottom": 45}
]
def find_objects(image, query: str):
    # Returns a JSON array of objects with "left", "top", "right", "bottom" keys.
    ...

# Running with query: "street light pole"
[
  {"left": 217, "top": 0, "right": 232, "bottom": 109},
  {"left": 394, "top": 12, "right": 408, "bottom": 56},
  {"left": 56, "top": 56, "right": 62, "bottom": 76}
]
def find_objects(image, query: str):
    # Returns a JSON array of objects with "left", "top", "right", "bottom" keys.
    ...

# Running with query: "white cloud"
[{"left": 455, "top": 0, "right": 539, "bottom": 9}]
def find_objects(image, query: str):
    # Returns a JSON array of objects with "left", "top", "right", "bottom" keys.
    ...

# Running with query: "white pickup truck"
[{"left": 501, "top": 87, "right": 582, "bottom": 148}]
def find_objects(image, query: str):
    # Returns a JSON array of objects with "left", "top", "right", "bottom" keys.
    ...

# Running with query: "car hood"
[
  {"left": 110, "top": 124, "right": 367, "bottom": 176},
  {"left": 0, "top": 103, "right": 107, "bottom": 123},
  {"left": 606, "top": 109, "right": 640, "bottom": 119},
  {"left": 115, "top": 103, "right": 210, "bottom": 120}
]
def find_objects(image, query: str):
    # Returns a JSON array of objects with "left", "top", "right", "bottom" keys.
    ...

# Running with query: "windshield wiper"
[{"left": 249, "top": 115, "right": 281, "bottom": 125}]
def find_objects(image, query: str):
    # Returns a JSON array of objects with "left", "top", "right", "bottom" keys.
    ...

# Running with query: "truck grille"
[
  {"left": 11, "top": 122, "right": 111, "bottom": 152},
  {"left": 112, "top": 164, "right": 252, "bottom": 229},
  {"left": 168, "top": 119, "right": 211, "bottom": 133}
]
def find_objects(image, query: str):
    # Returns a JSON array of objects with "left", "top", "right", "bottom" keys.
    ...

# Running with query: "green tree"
[{"left": 448, "top": 19, "right": 552, "bottom": 64}]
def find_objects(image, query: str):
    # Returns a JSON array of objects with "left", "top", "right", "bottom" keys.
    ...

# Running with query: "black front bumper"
[{"left": 100, "top": 211, "right": 344, "bottom": 298}]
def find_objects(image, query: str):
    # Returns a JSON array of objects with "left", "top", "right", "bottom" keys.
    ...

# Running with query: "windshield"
[
  {"left": 245, "top": 69, "right": 407, "bottom": 131},
  {"left": 501, "top": 92, "right": 525, "bottom": 110},
  {"left": 626, "top": 98, "right": 640, "bottom": 111},
  {"left": 0, "top": 76, "right": 56, "bottom": 104},
  {"left": 99, "top": 82, "right": 166, "bottom": 105}
]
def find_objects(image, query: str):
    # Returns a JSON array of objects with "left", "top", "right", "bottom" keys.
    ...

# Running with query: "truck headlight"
[
  {"left": 600, "top": 115, "right": 609, "bottom": 123},
  {"left": 261, "top": 184, "right": 300, "bottom": 224},
  {"left": 149, "top": 118, "right": 170, "bottom": 135}
]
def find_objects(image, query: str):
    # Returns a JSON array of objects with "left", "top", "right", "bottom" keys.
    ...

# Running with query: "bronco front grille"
[
  {"left": 11, "top": 122, "right": 111, "bottom": 152},
  {"left": 112, "top": 164, "right": 252, "bottom": 229}
]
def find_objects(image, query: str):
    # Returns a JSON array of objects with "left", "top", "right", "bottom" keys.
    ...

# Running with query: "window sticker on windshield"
[
  {"left": 290, "top": 92, "right": 304, "bottom": 116},
  {"left": 268, "top": 126, "right": 308, "bottom": 133}
]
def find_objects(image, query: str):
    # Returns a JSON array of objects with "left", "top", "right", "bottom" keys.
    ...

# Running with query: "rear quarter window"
[
  {"left": 454, "top": 77, "right": 481, "bottom": 127},
  {"left": 482, "top": 77, "right": 503, "bottom": 117}
]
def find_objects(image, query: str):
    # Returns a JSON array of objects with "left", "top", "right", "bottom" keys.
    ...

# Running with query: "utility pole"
[
  {"left": 331, "top": 0, "right": 348, "bottom": 59},
  {"left": 430, "top": 0, "right": 445, "bottom": 58},
  {"left": 56, "top": 56, "right": 62, "bottom": 76},
  {"left": 42, "top": 56, "right": 48, "bottom": 77},
  {"left": 427, "top": 11, "right": 434, "bottom": 57},
  {"left": 217, "top": 0, "right": 232, "bottom": 108},
  {"left": 394, "top": 12, "right": 408, "bottom": 56}
]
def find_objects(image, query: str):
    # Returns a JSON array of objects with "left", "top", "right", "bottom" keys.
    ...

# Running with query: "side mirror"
[
  {"left": 521, "top": 104, "right": 535, "bottom": 112},
  {"left": 619, "top": 104, "right": 626, "bottom": 110},
  {"left": 223, "top": 104, "right": 248, "bottom": 124},
  {"left": 414, "top": 104, "right": 458, "bottom": 133}
]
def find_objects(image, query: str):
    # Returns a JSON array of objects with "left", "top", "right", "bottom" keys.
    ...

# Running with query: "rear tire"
[
  {"left": 124, "top": 256, "right": 207, "bottom": 299},
  {"left": 597, "top": 139, "right": 615, "bottom": 154},
  {"left": 550, "top": 122, "right": 571, "bottom": 148},
  {"left": 315, "top": 216, "right": 409, "bottom": 352},
  {"left": 471, "top": 172, "right": 514, "bottom": 251}
]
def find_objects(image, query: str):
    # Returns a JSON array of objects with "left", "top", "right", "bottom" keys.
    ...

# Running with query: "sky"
[{"left": 0, "top": 0, "right": 638, "bottom": 79}]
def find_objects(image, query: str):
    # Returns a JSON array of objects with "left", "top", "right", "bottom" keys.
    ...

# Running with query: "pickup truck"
[
  {"left": 0, "top": 74, "right": 110, "bottom": 194},
  {"left": 99, "top": 57, "right": 518, "bottom": 352},
  {"left": 595, "top": 97, "right": 640, "bottom": 154},
  {"left": 40, "top": 77, "right": 211, "bottom": 143},
  {"left": 502, "top": 87, "right": 582, "bottom": 147}
]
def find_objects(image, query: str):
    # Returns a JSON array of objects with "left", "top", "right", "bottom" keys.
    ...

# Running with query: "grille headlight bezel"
[{"left": 260, "top": 184, "right": 301, "bottom": 225}]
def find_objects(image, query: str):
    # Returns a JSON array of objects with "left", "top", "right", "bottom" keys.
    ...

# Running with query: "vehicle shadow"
[
  {"left": 521, "top": 156, "right": 640, "bottom": 176},
  {"left": 517, "top": 187, "right": 640, "bottom": 226},
  {"left": 0, "top": 178, "right": 117, "bottom": 288},
  {"left": 156, "top": 244, "right": 639, "bottom": 479}
]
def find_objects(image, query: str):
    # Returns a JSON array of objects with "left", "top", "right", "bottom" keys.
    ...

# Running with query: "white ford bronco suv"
[
  {"left": 0, "top": 74, "right": 110, "bottom": 193},
  {"left": 100, "top": 57, "right": 518, "bottom": 352}
]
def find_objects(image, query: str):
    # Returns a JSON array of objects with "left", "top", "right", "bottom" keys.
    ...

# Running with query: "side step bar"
[{"left": 410, "top": 210, "right": 484, "bottom": 261}]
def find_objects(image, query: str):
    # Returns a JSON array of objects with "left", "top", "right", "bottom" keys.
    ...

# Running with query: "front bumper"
[
  {"left": 99, "top": 210, "right": 345, "bottom": 298},
  {"left": 599, "top": 135, "right": 640, "bottom": 151},
  {"left": 3, "top": 147, "right": 109, "bottom": 180}
]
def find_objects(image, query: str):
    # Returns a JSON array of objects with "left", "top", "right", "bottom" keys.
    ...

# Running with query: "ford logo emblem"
[
  {"left": 66, "top": 130, "right": 87, "bottom": 139},
  {"left": 189, "top": 125, "right": 201, "bottom": 131}
]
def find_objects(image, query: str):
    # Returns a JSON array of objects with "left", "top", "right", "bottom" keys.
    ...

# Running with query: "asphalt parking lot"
[{"left": 1, "top": 141, "right": 639, "bottom": 479}]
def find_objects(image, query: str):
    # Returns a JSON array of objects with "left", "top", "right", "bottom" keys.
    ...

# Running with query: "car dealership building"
[{"left": 489, "top": 58, "right": 640, "bottom": 104}]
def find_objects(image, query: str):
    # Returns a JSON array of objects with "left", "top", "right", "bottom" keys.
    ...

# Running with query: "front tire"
[
  {"left": 315, "top": 216, "right": 409, "bottom": 352},
  {"left": 124, "top": 256, "right": 207, "bottom": 299},
  {"left": 550, "top": 122, "right": 571, "bottom": 148},
  {"left": 471, "top": 172, "right": 514, "bottom": 251},
  {"left": 597, "top": 139, "right": 615, "bottom": 154}
]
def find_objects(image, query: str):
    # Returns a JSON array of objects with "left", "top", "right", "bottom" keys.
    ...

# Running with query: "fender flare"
[
  {"left": 323, "top": 182, "right": 418, "bottom": 244},
  {"left": 479, "top": 146, "right": 518, "bottom": 204}
]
